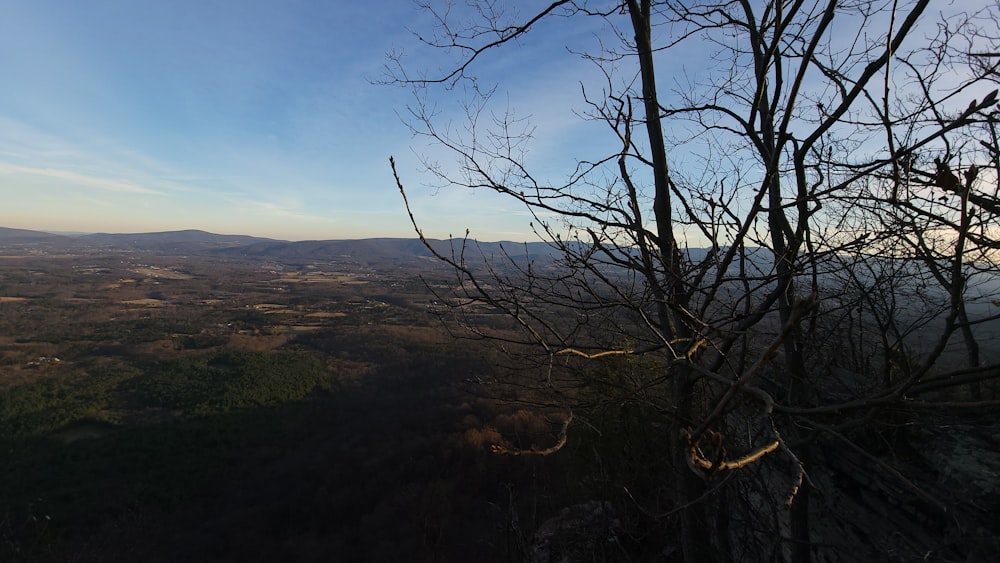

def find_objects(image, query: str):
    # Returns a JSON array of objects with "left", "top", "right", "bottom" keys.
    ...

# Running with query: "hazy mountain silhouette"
[
  {"left": 78, "top": 229, "right": 278, "bottom": 251},
  {"left": 0, "top": 226, "right": 566, "bottom": 263},
  {"left": 218, "top": 237, "right": 565, "bottom": 263},
  {"left": 0, "top": 227, "right": 69, "bottom": 243},
  {"left": 0, "top": 226, "right": 727, "bottom": 267}
]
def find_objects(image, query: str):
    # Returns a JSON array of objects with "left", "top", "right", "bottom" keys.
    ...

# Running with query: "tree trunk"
[
  {"left": 672, "top": 367, "right": 716, "bottom": 563},
  {"left": 626, "top": 2, "right": 714, "bottom": 560}
]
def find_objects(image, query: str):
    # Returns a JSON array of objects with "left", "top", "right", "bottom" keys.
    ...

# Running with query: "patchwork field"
[{"left": 0, "top": 251, "right": 567, "bottom": 562}]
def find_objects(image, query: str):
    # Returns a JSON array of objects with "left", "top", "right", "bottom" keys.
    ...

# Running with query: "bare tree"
[{"left": 386, "top": 1, "right": 1000, "bottom": 561}]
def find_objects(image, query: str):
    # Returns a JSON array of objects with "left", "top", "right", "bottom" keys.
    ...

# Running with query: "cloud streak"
[
  {"left": 0, "top": 162, "right": 164, "bottom": 195},
  {"left": 233, "top": 196, "right": 336, "bottom": 223}
]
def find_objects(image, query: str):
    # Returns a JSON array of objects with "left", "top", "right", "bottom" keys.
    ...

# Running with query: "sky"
[
  {"left": 1, "top": 1, "right": 994, "bottom": 243},
  {"left": 0, "top": 0, "right": 606, "bottom": 241}
]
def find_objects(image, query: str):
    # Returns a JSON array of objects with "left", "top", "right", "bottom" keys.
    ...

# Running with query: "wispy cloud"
[
  {"left": 0, "top": 162, "right": 164, "bottom": 195},
  {"left": 233, "top": 197, "right": 335, "bottom": 223}
]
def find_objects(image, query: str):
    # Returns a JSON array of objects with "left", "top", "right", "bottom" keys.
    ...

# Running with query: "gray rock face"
[
  {"left": 531, "top": 501, "right": 622, "bottom": 563},
  {"left": 525, "top": 422, "right": 999, "bottom": 562},
  {"left": 808, "top": 422, "right": 1000, "bottom": 562}
]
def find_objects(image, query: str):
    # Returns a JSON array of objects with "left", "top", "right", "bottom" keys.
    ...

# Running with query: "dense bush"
[
  {"left": 128, "top": 350, "right": 331, "bottom": 415},
  {"left": 0, "top": 364, "right": 137, "bottom": 440}
]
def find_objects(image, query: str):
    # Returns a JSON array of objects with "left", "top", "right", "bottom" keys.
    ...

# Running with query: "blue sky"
[
  {"left": 2, "top": 1, "right": 992, "bottom": 242},
  {"left": 0, "top": 0, "right": 605, "bottom": 241}
]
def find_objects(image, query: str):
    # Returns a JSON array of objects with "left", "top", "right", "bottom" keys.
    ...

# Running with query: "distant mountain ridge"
[
  {"left": 0, "top": 226, "right": 69, "bottom": 243},
  {"left": 219, "top": 237, "right": 564, "bottom": 263},
  {"left": 81, "top": 229, "right": 277, "bottom": 251},
  {"left": 0, "top": 226, "right": 563, "bottom": 263}
]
